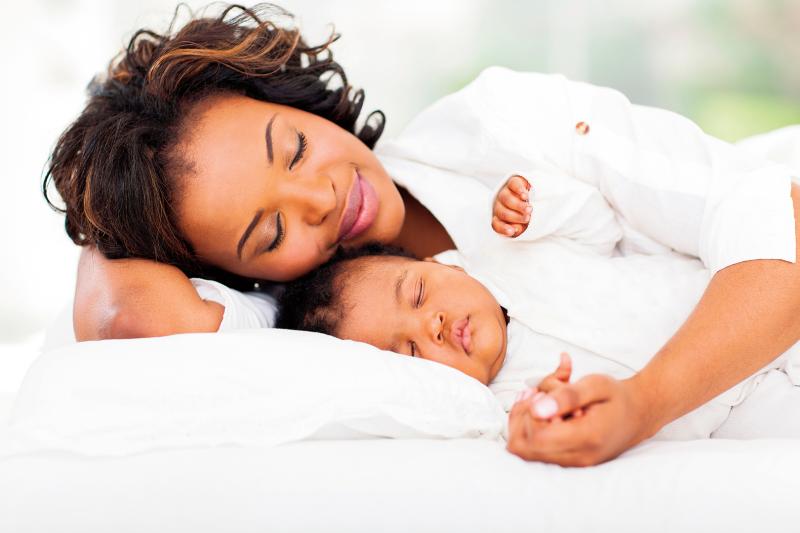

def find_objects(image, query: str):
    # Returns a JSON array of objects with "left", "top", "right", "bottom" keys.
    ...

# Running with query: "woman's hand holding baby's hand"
[
  {"left": 507, "top": 371, "right": 656, "bottom": 467},
  {"left": 492, "top": 175, "right": 532, "bottom": 238},
  {"left": 507, "top": 353, "right": 582, "bottom": 458}
]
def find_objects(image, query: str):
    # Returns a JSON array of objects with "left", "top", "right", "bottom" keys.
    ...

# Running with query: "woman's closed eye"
[
  {"left": 288, "top": 131, "right": 307, "bottom": 170},
  {"left": 409, "top": 340, "right": 419, "bottom": 357},
  {"left": 261, "top": 212, "right": 285, "bottom": 253}
]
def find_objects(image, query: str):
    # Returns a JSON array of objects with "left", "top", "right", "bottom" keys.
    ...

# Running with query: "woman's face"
[{"left": 176, "top": 94, "right": 405, "bottom": 281}]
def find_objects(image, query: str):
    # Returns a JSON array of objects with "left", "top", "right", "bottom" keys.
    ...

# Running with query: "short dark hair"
[{"left": 276, "top": 243, "right": 415, "bottom": 335}]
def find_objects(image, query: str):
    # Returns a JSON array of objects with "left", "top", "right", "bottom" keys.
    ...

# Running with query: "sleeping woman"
[{"left": 43, "top": 3, "right": 800, "bottom": 466}]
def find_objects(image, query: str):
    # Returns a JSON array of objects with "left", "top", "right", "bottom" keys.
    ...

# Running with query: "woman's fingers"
[
  {"left": 507, "top": 410, "right": 593, "bottom": 463},
  {"left": 530, "top": 374, "right": 614, "bottom": 420},
  {"left": 508, "top": 377, "right": 649, "bottom": 467}
]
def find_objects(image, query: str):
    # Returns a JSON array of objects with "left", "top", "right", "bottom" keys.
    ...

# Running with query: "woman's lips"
[
  {"left": 337, "top": 171, "right": 379, "bottom": 242},
  {"left": 451, "top": 316, "right": 473, "bottom": 354}
]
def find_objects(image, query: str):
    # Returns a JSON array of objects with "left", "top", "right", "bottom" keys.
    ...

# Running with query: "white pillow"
[{"left": 7, "top": 329, "right": 506, "bottom": 456}]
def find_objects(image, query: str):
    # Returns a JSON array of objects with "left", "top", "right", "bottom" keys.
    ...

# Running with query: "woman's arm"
[
  {"left": 506, "top": 184, "right": 800, "bottom": 466},
  {"left": 633, "top": 183, "right": 800, "bottom": 428},
  {"left": 74, "top": 246, "right": 223, "bottom": 341}
]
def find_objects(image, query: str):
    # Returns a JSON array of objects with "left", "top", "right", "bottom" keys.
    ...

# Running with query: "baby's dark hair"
[{"left": 276, "top": 242, "right": 415, "bottom": 335}]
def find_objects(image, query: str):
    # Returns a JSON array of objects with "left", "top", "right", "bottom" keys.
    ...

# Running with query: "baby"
[{"left": 276, "top": 242, "right": 513, "bottom": 386}]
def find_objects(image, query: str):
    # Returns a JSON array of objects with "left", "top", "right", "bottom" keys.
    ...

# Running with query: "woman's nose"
[
  {"left": 428, "top": 312, "right": 445, "bottom": 345},
  {"left": 291, "top": 173, "right": 337, "bottom": 226}
]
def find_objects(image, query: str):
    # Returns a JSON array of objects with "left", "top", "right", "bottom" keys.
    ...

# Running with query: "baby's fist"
[{"left": 492, "top": 175, "right": 532, "bottom": 238}]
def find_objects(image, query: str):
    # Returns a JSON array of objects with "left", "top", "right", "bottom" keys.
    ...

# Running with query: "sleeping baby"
[{"left": 274, "top": 241, "right": 581, "bottom": 435}]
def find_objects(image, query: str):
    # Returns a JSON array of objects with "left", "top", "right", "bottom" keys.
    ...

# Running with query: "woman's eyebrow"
[
  {"left": 265, "top": 114, "right": 278, "bottom": 165},
  {"left": 237, "top": 208, "right": 265, "bottom": 260}
]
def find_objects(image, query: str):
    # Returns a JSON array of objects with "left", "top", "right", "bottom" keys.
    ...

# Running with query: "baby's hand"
[
  {"left": 518, "top": 353, "right": 585, "bottom": 420},
  {"left": 492, "top": 175, "right": 532, "bottom": 238}
]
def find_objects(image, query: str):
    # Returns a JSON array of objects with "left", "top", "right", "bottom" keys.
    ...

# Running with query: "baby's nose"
[{"left": 430, "top": 312, "right": 445, "bottom": 345}]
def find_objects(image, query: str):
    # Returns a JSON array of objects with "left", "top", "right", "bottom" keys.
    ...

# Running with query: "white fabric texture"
[
  {"left": 712, "top": 369, "right": 800, "bottom": 439},
  {"left": 190, "top": 278, "right": 278, "bottom": 330},
  {"left": 4, "top": 329, "right": 505, "bottom": 456},
  {"left": 376, "top": 66, "right": 797, "bottom": 273},
  {"left": 736, "top": 125, "right": 800, "bottom": 172},
  {"left": 2, "top": 438, "right": 799, "bottom": 533}
]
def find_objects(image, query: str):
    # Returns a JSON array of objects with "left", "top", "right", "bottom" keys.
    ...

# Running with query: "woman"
[{"left": 44, "top": 4, "right": 800, "bottom": 466}]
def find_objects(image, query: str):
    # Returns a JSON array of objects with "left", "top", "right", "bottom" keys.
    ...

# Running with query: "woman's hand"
[
  {"left": 507, "top": 373, "right": 658, "bottom": 467},
  {"left": 492, "top": 175, "right": 532, "bottom": 237}
]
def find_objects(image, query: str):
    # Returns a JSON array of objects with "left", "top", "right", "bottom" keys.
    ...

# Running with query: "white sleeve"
[
  {"left": 190, "top": 278, "right": 278, "bottom": 331},
  {"left": 487, "top": 170, "right": 622, "bottom": 256},
  {"left": 379, "top": 66, "right": 797, "bottom": 273}
]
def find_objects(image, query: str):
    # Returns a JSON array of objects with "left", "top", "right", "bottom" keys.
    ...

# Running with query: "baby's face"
[{"left": 335, "top": 256, "right": 508, "bottom": 385}]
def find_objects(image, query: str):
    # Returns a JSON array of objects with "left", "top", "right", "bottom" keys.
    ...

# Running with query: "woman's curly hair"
[{"left": 43, "top": 3, "right": 385, "bottom": 287}]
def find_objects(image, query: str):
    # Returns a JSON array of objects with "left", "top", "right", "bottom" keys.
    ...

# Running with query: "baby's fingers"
[
  {"left": 498, "top": 187, "right": 531, "bottom": 217},
  {"left": 492, "top": 216, "right": 524, "bottom": 237},
  {"left": 495, "top": 201, "right": 530, "bottom": 225},
  {"left": 507, "top": 175, "right": 531, "bottom": 199},
  {"left": 536, "top": 353, "right": 573, "bottom": 393}
]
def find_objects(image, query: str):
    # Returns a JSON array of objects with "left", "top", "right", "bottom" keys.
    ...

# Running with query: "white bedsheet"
[{"left": 1, "top": 438, "right": 798, "bottom": 533}]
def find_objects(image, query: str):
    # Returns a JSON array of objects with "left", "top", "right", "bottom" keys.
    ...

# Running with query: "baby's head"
[{"left": 277, "top": 244, "right": 508, "bottom": 385}]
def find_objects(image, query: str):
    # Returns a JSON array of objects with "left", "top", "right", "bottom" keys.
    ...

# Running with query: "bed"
[
  {"left": 2, "top": 438, "right": 799, "bottom": 533},
  {"left": 2, "top": 127, "right": 800, "bottom": 532},
  {"left": 1, "top": 326, "right": 799, "bottom": 533}
]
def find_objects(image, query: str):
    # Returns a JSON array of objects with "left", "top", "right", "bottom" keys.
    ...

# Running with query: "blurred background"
[{"left": 1, "top": 0, "right": 798, "bottom": 392}]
